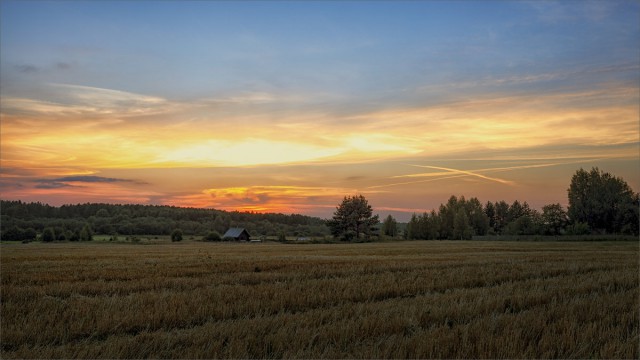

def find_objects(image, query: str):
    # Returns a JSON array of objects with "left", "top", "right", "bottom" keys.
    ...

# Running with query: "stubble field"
[{"left": 1, "top": 240, "right": 638, "bottom": 358}]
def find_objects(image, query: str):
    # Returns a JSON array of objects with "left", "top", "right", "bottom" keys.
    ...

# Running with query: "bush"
[
  {"left": 56, "top": 231, "right": 67, "bottom": 241},
  {"left": 42, "top": 228, "right": 55, "bottom": 242},
  {"left": 171, "top": 229, "right": 183, "bottom": 242},
  {"left": 202, "top": 231, "right": 221, "bottom": 242},
  {"left": 79, "top": 224, "right": 93, "bottom": 241},
  {"left": 1, "top": 226, "right": 37, "bottom": 242},
  {"left": 567, "top": 222, "right": 591, "bottom": 235},
  {"left": 68, "top": 230, "right": 80, "bottom": 242},
  {"left": 23, "top": 228, "right": 37, "bottom": 242}
]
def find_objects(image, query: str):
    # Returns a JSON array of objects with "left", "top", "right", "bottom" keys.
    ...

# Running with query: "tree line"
[
  {"left": 2, "top": 167, "right": 638, "bottom": 242},
  {"left": 330, "top": 167, "right": 639, "bottom": 240},
  {"left": 400, "top": 197, "right": 580, "bottom": 240},
  {"left": 0, "top": 202, "right": 330, "bottom": 242}
]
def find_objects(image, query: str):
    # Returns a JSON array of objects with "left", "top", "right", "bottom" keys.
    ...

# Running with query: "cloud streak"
[
  {"left": 14, "top": 64, "right": 39, "bottom": 73},
  {"left": 33, "top": 175, "right": 145, "bottom": 189},
  {"left": 167, "top": 185, "right": 363, "bottom": 214},
  {"left": 1, "top": 83, "right": 174, "bottom": 119},
  {"left": 370, "top": 158, "right": 612, "bottom": 190},
  {"left": 1, "top": 79, "right": 637, "bottom": 192}
]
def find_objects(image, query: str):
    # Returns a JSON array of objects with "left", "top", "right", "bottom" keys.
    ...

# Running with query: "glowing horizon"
[{"left": 1, "top": 1, "right": 639, "bottom": 221}]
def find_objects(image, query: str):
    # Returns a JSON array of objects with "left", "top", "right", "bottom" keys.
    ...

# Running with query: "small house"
[{"left": 222, "top": 227, "right": 251, "bottom": 241}]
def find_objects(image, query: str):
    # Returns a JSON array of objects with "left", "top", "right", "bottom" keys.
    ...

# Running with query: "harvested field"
[{"left": 1, "top": 241, "right": 638, "bottom": 358}]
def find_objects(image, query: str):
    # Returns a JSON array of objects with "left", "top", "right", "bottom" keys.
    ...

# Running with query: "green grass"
[{"left": 1, "top": 240, "right": 638, "bottom": 358}]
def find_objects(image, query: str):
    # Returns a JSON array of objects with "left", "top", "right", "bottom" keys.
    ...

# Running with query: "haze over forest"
[{"left": 1, "top": 1, "right": 638, "bottom": 221}]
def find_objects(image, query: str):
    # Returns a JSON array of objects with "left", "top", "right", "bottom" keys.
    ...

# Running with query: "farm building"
[{"left": 222, "top": 227, "right": 251, "bottom": 241}]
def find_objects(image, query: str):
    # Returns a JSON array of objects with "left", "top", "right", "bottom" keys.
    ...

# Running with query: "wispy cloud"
[
  {"left": 33, "top": 175, "right": 145, "bottom": 189},
  {"left": 2, "top": 81, "right": 637, "bottom": 172},
  {"left": 0, "top": 1, "right": 637, "bottom": 220},
  {"left": 14, "top": 64, "right": 39, "bottom": 73},
  {"left": 167, "top": 185, "right": 357, "bottom": 214},
  {"left": 153, "top": 139, "right": 344, "bottom": 167},
  {"left": 33, "top": 181, "right": 77, "bottom": 190},
  {"left": 55, "top": 62, "right": 72, "bottom": 70},
  {"left": 55, "top": 175, "right": 144, "bottom": 184},
  {"left": 1, "top": 83, "right": 174, "bottom": 118},
  {"left": 1, "top": 174, "right": 160, "bottom": 206},
  {"left": 10, "top": 61, "right": 76, "bottom": 75}
]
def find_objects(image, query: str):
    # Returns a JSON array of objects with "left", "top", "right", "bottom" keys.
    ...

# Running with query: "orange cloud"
[
  {"left": 0, "top": 178, "right": 160, "bottom": 205},
  {"left": 2, "top": 81, "right": 637, "bottom": 173},
  {"left": 1, "top": 80, "right": 638, "bottom": 219},
  {"left": 166, "top": 185, "right": 373, "bottom": 215}
]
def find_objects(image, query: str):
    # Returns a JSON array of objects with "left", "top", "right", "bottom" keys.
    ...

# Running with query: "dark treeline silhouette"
[
  {"left": 0, "top": 202, "right": 330, "bottom": 241},
  {"left": 404, "top": 167, "right": 639, "bottom": 240},
  {"left": 405, "top": 196, "right": 573, "bottom": 240},
  {"left": 1, "top": 167, "right": 638, "bottom": 242}
]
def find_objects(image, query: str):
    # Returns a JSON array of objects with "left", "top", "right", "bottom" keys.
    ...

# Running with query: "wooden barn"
[{"left": 222, "top": 227, "right": 251, "bottom": 241}]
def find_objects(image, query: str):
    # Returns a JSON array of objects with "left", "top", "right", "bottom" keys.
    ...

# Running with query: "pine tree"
[{"left": 327, "top": 195, "right": 380, "bottom": 241}]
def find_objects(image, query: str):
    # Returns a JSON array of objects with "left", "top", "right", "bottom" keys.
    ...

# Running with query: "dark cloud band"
[{"left": 33, "top": 176, "right": 146, "bottom": 189}]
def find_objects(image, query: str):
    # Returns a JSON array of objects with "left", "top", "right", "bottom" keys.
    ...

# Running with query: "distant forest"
[
  {"left": 1, "top": 168, "right": 638, "bottom": 242},
  {"left": 0, "top": 201, "right": 330, "bottom": 241}
]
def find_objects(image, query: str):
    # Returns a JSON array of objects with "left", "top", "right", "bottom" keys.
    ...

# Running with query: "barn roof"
[{"left": 223, "top": 227, "right": 249, "bottom": 238}]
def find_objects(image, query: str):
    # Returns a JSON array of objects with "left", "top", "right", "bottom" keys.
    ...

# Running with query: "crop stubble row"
[{"left": 1, "top": 241, "right": 638, "bottom": 358}]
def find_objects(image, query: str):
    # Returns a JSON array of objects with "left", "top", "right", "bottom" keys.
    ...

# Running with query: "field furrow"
[{"left": 1, "top": 241, "right": 638, "bottom": 358}]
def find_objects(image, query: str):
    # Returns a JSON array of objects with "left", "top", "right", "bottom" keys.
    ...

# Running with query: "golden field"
[{"left": 1, "top": 240, "right": 638, "bottom": 358}]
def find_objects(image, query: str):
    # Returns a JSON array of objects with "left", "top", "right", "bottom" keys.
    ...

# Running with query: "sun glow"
[
  {"left": 165, "top": 185, "right": 356, "bottom": 214},
  {"left": 2, "top": 81, "right": 638, "bottom": 218},
  {"left": 154, "top": 139, "right": 344, "bottom": 167},
  {"left": 2, "top": 80, "right": 637, "bottom": 172}
]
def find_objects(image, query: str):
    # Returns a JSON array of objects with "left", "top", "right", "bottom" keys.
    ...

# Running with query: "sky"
[{"left": 1, "top": 0, "right": 638, "bottom": 221}]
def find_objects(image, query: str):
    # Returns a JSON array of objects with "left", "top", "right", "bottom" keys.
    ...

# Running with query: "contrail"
[
  {"left": 403, "top": 158, "right": 604, "bottom": 178},
  {"left": 401, "top": 162, "right": 564, "bottom": 178},
  {"left": 369, "top": 157, "right": 605, "bottom": 189},
  {"left": 409, "top": 165, "right": 515, "bottom": 185},
  {"left": 392, "top": 170, "right": 457, "bottom": 178},
  {"left": 367, "top": 173, "right": 471, "bottom": 189}
]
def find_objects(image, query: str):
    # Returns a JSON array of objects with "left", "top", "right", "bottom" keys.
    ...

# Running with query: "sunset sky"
[{"left": 1, "top": 1, "right": 638, "bottom": 221}]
